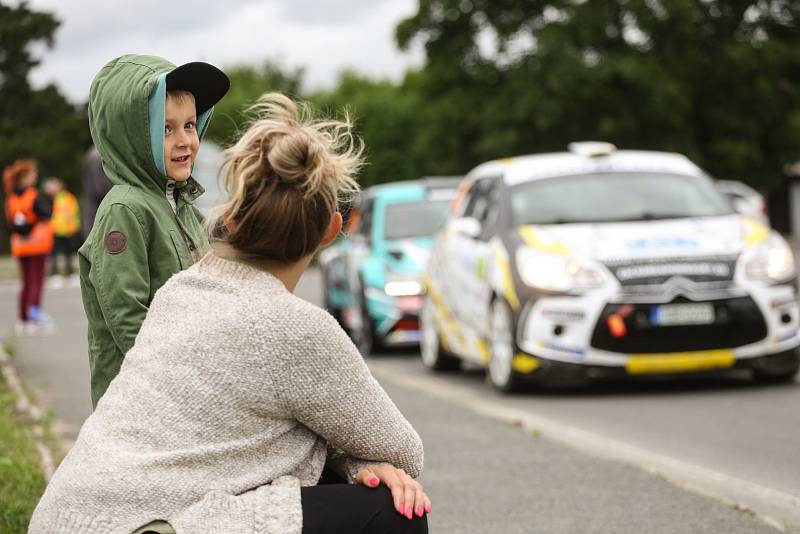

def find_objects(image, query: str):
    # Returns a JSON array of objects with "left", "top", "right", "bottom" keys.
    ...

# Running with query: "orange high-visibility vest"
[
  {"left": 6, "top": 188, "right": 54, "bottom": 258},
  {"left": 51, "top": 191, "right": 80, "bottom": 236}
]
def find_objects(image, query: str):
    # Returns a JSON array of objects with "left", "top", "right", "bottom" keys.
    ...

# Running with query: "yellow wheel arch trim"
[
  {"left": 626, "top": 349, "right": 735, "bottom": 375},
  {"left": 512, "top": 353, "right": 540, "bottom": 374},
  {"left": 519, "top": 226, "right": 571, "bottom": 256}
]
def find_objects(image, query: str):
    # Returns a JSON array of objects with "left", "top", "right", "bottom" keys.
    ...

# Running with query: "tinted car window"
[
  {"left": 384, "top": 200, "right": 450, "bottom": 240},
  {"left": 511, "top": 172, "right": 734, "bottom": 225}
]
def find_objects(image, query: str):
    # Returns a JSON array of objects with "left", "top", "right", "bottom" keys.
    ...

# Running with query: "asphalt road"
[{"left": 1, "top": 269, "right": 797, "bottom": 533}]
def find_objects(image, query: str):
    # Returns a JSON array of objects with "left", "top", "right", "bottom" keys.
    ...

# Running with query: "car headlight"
[
  {"left": 744, "top": 235, "right": 796, "bottom": 283},
  {"left": 515, "top": 246, "right": 606, "bottom": 293},
  {"left": 384, "top": 280, "right": 423, "bottom": 297}
]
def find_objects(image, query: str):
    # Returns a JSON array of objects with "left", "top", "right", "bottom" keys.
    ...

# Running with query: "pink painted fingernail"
[
  {"left": 416, "top": 506, "right": 423, "bottom": 517},
  {"left": 406, "top": 509, "right": 413, "bottom": 519},
  {"left": 368, "top": 476, "right": 379, "bottom": 487},
  {"left": 426, "top": 503, "right": 432, "bottom": 514},
  {"left": 397, "top": 504, "right": 404, "bottom": 515}
]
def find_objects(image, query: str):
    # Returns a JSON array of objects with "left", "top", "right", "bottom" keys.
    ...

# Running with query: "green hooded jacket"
[{"left": 79, "top": 55, "right": 213, "bottom": 407}]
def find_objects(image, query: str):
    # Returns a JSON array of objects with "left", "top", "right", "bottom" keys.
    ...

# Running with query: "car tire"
[
  {"left": 752, "top": 349, "right": 800, "bottom": 383},
  {"left": 354, "top": 283, "right": 380, "bottom": 357},
  {"left": 487, "top": 298, "right": 524, "bottom": 393},
  {"left": 420, "top": 296, "right": 460, "bottom": 372},
  {"left": 321, "top": 271, "right": 345, "bottom": 329}
]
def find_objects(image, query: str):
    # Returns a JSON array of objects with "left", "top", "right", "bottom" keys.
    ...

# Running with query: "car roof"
[
  {"left": 363, "top": 176, "right": 463, "bottom": 199},
  {"left": 468, "top": 150, "right": 707, "bottom": 186}
]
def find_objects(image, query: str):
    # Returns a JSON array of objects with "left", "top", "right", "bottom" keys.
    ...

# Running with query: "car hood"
[
  {"left": 519, "top": 214, "right": 766, "bottom": 262},
  {"left": 382, "top": 238, "right": 434, "bottom": 275}
]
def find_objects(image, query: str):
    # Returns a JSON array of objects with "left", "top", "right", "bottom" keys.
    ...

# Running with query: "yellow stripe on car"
[
  {"left": 519, "top": 226, "right": 571, "bottom": 255},
  {"left": 425, "top": 276, "right": 466, "bottom": 352},
  {"left": 626, "top": 349, "right": 735, "bottom": 374},
  {"left": 493, "top": 246, "right": 521, "bottom": 310},
  {"left": 743, "top": 216, "right": 769, "bottom": 247},
  {"left": 476, "top": 338, "right": 490, "bottom": 364},
  {"left": 512, "top": 353, "right": 540, "bottom": 374}
]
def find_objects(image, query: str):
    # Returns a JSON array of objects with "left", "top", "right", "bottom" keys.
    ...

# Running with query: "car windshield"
[
  {"left": 384, "top": 200, "right": 450, "bottom": 240},
  {"left": 511, "top": 172, "right": 735, "bottom": 225}
]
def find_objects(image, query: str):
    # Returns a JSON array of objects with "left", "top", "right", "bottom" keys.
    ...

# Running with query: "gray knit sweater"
[{"left": 29, "top": 252, "right": 424, "bottom": 534}]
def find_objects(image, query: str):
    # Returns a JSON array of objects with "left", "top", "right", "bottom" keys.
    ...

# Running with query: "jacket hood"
[{"left": 88, "top": 55, "right": 212, "bottom": 194}]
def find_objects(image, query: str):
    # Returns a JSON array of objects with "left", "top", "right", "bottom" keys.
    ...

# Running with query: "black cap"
[{"left": 166, "top": 62, "right": 230, "bottom": 115}]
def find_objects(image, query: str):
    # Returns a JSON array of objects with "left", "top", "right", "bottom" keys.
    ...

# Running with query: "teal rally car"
[{"left": 319, "top": 177, "right": 461, "bottom": 355}]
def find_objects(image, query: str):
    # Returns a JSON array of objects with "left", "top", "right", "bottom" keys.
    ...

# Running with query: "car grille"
[
  {"left": 589, "top": 296, "right": 767, "bottom": 353},
  {"left": 603, "top": 255, "right": 739, "bottom": 287}
]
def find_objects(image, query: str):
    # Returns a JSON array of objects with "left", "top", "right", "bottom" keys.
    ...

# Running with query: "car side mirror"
[{"left": 450, "top": 217, "right": 481, "bottom": 239}]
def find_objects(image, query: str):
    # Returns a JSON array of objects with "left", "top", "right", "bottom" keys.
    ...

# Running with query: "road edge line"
[{"left": 370, "top": 364, "right": 799, "bottom": 532}]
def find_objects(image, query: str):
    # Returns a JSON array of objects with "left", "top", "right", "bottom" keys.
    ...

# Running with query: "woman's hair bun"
[{"left": 209, "top": 92, "right": 363, "bottom": 263}]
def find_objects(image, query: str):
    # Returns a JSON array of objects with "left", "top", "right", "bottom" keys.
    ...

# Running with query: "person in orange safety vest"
[{"left": 4, "top": 160, "right": 54, "bottom": 334}]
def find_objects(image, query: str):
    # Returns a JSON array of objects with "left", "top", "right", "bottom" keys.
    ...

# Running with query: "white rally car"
[{"left": 421, "top": 143, "right": 800, "bottom": 390}]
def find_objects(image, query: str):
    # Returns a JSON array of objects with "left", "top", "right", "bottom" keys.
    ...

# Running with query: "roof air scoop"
[{"left": 568, "top": 141, "right": 617, "bottom": 158}]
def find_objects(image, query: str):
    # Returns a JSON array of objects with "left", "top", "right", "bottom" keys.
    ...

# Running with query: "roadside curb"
[{"left": 0, "top": 345, "right": 56, "bottom": 480}]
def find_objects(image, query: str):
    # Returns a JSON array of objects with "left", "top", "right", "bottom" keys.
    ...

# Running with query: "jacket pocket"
[{"left": 169, "top": 229, "right": 191, "bottom": 270}]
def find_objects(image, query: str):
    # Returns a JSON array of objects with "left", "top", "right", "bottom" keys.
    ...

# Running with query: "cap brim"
[{"left": 166, "top": 62, "right": 230, "bottom": 115}]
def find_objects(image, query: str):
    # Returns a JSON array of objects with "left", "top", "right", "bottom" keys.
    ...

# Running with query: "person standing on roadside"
[
  {"left": 81, "top": 145, "right": 111, "bottom": 240},
  {"left": 78, "top": 54, "right": 229, "bottom": 407},
  {"left": 44, "top": 177, "right": 81, "bottom": 287},
  {"left": 3, "top": 160, "right": 54, "bottom": 335}
]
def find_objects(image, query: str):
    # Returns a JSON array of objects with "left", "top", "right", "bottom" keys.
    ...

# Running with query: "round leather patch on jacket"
[{"left": 105, "top": 231, "right": 127, "bottom": 254}]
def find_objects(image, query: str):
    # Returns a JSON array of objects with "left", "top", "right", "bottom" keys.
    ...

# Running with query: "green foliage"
[
  {"left": 394, "top": 0, "right": 800, "bottom": 190},
  {"left": 204, "top": 61, "right": 304, "bottom": 148},
  {"left": 0, "top": 383, "right": 46, "bottom": 534},
  {"left": 0, "top": 1, "right": 91, "bottom": 254},
  {"left": 310, "top": 71, "right": 426, "bottom": 187}
]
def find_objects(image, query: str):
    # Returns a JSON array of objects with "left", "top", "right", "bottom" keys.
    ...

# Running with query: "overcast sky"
[{"left": 23, "top": 0, "right": 425, "bottom": 104}]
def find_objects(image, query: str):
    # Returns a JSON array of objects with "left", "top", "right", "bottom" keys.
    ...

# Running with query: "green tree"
[
  {"left": 205, "top": 61, "right": 304, "bottom": 148},
  {"left": 310, "top": 71, "right": 425, "bottom": 187},
  {"left": 396, "top": 0, "right": 800, "bottom": 189},
  {"left": 0, "top": 1, "right": 90, "bottom": 253}
]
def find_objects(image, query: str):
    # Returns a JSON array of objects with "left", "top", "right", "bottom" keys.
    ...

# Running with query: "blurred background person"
[
  {"left": 3, "top": 159, "right": 54, "bottom": 335},
  {"left": 44, "top": 177, "right": 80, "bottom": 287},
  {"left": 81, "top": 145, "right": 111, "bottom": 240}
]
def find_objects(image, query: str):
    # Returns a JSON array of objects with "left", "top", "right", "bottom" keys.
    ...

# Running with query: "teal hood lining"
[{"left": 148, "top": 73, "right": 213, "bottom": 179}]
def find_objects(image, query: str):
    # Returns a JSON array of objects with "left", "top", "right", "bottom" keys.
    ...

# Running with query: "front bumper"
[
  {"left": 365, "top": 290, "right": 424, "bottom": 346},
  {"left": 515, "top": 282, "right": 800, "bottom": 377},
  {"left": 515, "top": 350, "right": 799, "bottom": 384}
]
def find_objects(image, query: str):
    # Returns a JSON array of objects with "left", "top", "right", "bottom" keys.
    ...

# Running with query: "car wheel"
[
  {"left": 753, "top": 349, "right": 800, "bottom": 383},
  {"left": 420, "top": 296, "right": 460, "bottom": 371},
  {"left": 354, "top": 285, "right": 379, "bottom": 357},
  {"left": 487, "top": 298, "right": 523, "bottom": 392},
  {"left": 321, "top": 272, "right": 345, "bottom": 329}
]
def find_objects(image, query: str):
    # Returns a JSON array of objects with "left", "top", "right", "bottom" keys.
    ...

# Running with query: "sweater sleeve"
[{"left": 272, "top": 307, "right": 424, "bottom": 480}]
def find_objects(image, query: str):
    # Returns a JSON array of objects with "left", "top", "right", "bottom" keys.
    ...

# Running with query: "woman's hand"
[{"left": 355, "top": 464, "right": 432, "bottom": 519}]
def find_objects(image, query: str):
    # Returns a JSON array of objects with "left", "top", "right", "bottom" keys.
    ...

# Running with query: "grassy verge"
[{"left": 0, "top": 376, "right": 46, "bottom": 533}]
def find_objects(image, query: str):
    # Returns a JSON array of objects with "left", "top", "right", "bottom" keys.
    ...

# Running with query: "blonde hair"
[{"left": 210, "top": 92, "right": 363, "bottom": 262}]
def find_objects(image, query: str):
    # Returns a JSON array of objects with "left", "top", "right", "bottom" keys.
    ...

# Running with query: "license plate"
[{"left": 650, "top": 303, "right": 715, "bottom": 326}]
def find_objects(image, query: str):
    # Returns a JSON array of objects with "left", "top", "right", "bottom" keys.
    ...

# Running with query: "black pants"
[
  {"left": 301, "top": 484, "right": 428, "bottom": 534},
  {"left": 51, "top": 235, "right": 77, "bottom": 276}
]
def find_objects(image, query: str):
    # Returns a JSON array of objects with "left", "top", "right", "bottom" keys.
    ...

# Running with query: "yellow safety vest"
[{"left": 51, "top": 191, "right": 80, "bottom": 237}]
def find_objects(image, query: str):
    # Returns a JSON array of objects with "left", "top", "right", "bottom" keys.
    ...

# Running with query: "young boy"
[{"left": 80, "top": 55, "right": 229, "bottom": 407}]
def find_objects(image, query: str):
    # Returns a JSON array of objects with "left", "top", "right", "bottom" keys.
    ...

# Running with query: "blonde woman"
[{"left": 30, "top": 94, "right": 429, "bottom": 534}]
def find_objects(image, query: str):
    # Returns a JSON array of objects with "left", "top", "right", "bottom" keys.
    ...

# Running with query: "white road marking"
[{"left": 369, "top": 360, "right": 800, "bottom": 532}]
